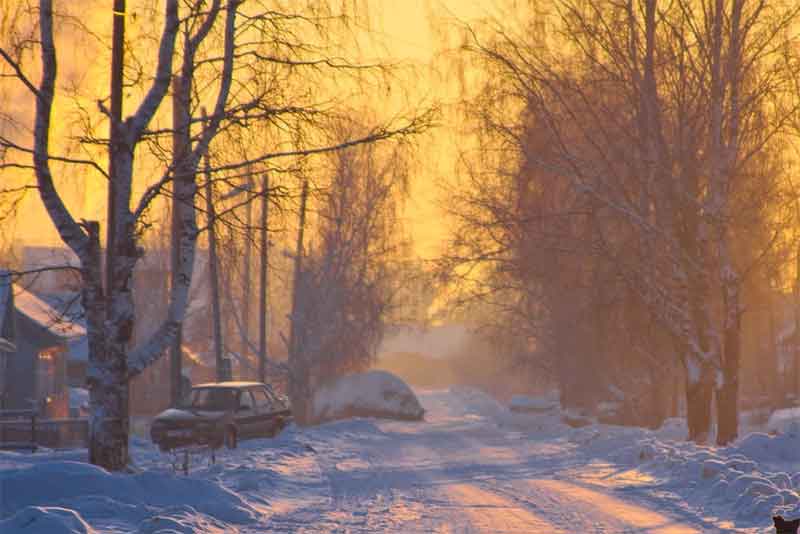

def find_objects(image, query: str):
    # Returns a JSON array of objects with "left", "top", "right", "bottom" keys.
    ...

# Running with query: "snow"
[
  {"left": 311, "top": 370, "right": 424, "bottom": 422},
  {"left": 604, "top": 422, "right": 800, "bottom": 525},
  {"left": 0, "top": 456, "right": 259, "bottom": 533},
  {"left": 0, "top": 506, "right": 95, "bottom": 534},
  {"left": 1, "top": 387, "right": 799, "bottom": 532},
  {"left": 13, "top": 285, "right": 86, "bottom": 340},
  {"left": 508, "top": 393, "right": 559, "bottom": 413},
  {"left": 767, "top": 407, "right": 800, "bottom": 436}
]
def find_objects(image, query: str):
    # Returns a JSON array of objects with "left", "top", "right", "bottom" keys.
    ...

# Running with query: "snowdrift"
[
  {"left": 611, "top": 427, "right": 800, "bottom": 523},
  {"left": 312, "top": 371, "right": 425, "bottom": 423},
  {"left": 0, "top": 459, "right": 258, "bottom": 533},
  {"left": 478, "top": 387, "right": 800, "bottom": 527}
]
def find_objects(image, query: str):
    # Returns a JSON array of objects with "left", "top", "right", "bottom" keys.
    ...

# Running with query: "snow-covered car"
[
  {"left": 312, "top": 370, "right": 425, "bottom": 423},
  {"left": 150, "top": 382, "right": 291, "bottom": 451}
]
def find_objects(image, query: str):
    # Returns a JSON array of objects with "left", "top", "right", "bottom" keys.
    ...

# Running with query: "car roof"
[{"left": 193, "top": 381, "right": 266, "bottom": 389}]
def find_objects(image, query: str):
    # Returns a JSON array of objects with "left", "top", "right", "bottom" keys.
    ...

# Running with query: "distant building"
[
  {"left": 0, "top": 278, "right": 85, "bottom": 418},
  {"left": 12, "top": 245, "right": 218, "bottom": 416}
]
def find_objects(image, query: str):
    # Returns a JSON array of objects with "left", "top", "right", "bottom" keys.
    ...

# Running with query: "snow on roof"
[{"left": 13, "top": 284, "right": 86, "bottom": 341}]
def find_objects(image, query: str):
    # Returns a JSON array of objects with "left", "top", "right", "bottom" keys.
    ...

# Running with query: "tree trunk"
[
  {"left": 90, "top": 1, "right": 131, "bottom": 472},
  {"left": 717, "top": 272, "right": 741, "bottom": 445},
  {"left": 84, "top": 222, "right": 126, "bottom": 471},
  {"left": 686, "top": 360, "right": 714, "bottom": 443}
]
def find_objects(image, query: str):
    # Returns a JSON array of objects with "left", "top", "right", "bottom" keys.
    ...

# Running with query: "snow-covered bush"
[{"left": 312, "top": 370, "right": 424, "bottom": 423}]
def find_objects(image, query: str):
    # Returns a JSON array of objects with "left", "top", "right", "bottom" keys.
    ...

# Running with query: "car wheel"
[{"left": 224, "top": 426, "right": 237, "bottom": 449}]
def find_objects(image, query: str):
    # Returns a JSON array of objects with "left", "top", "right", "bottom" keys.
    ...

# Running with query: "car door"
[
  {"left": 251, "top": 386, "right": 278, "bottom": 437},
  {"left": 235, "top": 389, "right": 258, "bottom": 438}
]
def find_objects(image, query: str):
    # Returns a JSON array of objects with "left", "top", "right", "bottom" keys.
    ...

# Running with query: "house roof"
[{"left": 13, "top": 284, "right": 86, "bottom": 341}]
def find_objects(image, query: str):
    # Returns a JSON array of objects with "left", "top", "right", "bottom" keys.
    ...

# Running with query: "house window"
[{"left": 38, "top": 347, "right": 65, "bottom": 401}]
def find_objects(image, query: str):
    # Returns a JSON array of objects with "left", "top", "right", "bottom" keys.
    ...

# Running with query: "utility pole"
[
  {"left": 258, "top": 173, "right": 269, "bottom": 384},
  {"left": 242, "top": 173, "right": 253, "bottom": 371},
  {"left": 288, "top": 179, "right": 309, "bottom": 422},
  {"left": 107, "top": 0, "right": 124, "bottom": 296},
  {"left": 203, "top": 112, "right": 225, "bottom": 382},
  {"left": 170, "top": 68, "right": 192, "bottom": 402}
]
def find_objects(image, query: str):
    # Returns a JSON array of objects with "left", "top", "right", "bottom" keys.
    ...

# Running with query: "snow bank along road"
[{"left": 1, "top": 388, "right": 779, "bottom": 532}]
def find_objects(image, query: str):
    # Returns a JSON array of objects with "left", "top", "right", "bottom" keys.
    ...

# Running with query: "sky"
[
  {"left": 4, "top": 0, "right": 496, "bottom": 261},
  {"left": 371, "top": 0, "right": 495, "bottom": 259}
]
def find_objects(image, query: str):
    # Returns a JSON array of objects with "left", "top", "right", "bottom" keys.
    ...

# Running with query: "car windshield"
[{"left": 184, "top": 387, "right": 237, "bottom": 411}]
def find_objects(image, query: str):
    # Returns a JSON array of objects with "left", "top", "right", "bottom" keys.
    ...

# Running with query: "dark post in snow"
[
  {"left": 258, "top": 173, "right": 269, "bottom": 384},
  {"left": 203, "top": 111, "right": 225, "bottom": 382}
]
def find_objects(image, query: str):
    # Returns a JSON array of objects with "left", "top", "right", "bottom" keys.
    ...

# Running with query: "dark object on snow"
[
  {"left": 150, "top": 381, "right": 291, "bottom": 451},
  {"left": 775, "top": 516, "right": 800, "bottom": 533}
]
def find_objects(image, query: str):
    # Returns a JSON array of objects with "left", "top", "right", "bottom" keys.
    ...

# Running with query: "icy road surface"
[{"left": 238, "top": 390, "right": 731, "bottom": 533}]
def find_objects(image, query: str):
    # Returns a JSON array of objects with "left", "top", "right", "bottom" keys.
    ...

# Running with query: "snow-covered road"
[
  {"left": 250, "top": 390, "right": 727, "bottom": 533},
  {"left": 5, "top": 387, "right": 790, "bottom": 533}
]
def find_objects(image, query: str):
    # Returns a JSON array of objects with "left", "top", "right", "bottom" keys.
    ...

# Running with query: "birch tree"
[
  {"left": 0, "top": 0, "right": 431, "bottom": 470},
  {"left": 289, "top": 125, "right": 411, "bottom": 424}
]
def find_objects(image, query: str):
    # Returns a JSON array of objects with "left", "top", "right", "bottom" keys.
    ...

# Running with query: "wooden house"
[{"left": 0, "top": 278, "right": 85, "bottom": 418}]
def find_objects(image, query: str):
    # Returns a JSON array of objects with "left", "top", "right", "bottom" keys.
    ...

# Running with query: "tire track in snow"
[
  {"left": 475, "top": 477, "right": 705, "bottom": 533},
  {"left": 433, "top": 482, "right": 567, "bottom": 533}
]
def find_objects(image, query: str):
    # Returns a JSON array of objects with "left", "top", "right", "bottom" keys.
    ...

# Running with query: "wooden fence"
[{"left": 0, "top": 411, "right": 88, "bottom": 449}]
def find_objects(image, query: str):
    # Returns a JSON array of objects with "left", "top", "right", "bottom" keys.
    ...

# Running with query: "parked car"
[{"left": 150, "top": 381, "right": 291, "bottom": 451}]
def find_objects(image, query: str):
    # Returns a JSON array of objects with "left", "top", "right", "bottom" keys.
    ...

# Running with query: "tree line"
[{"left": 440, "top": 0, "right": 800, "bottom": 445}]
